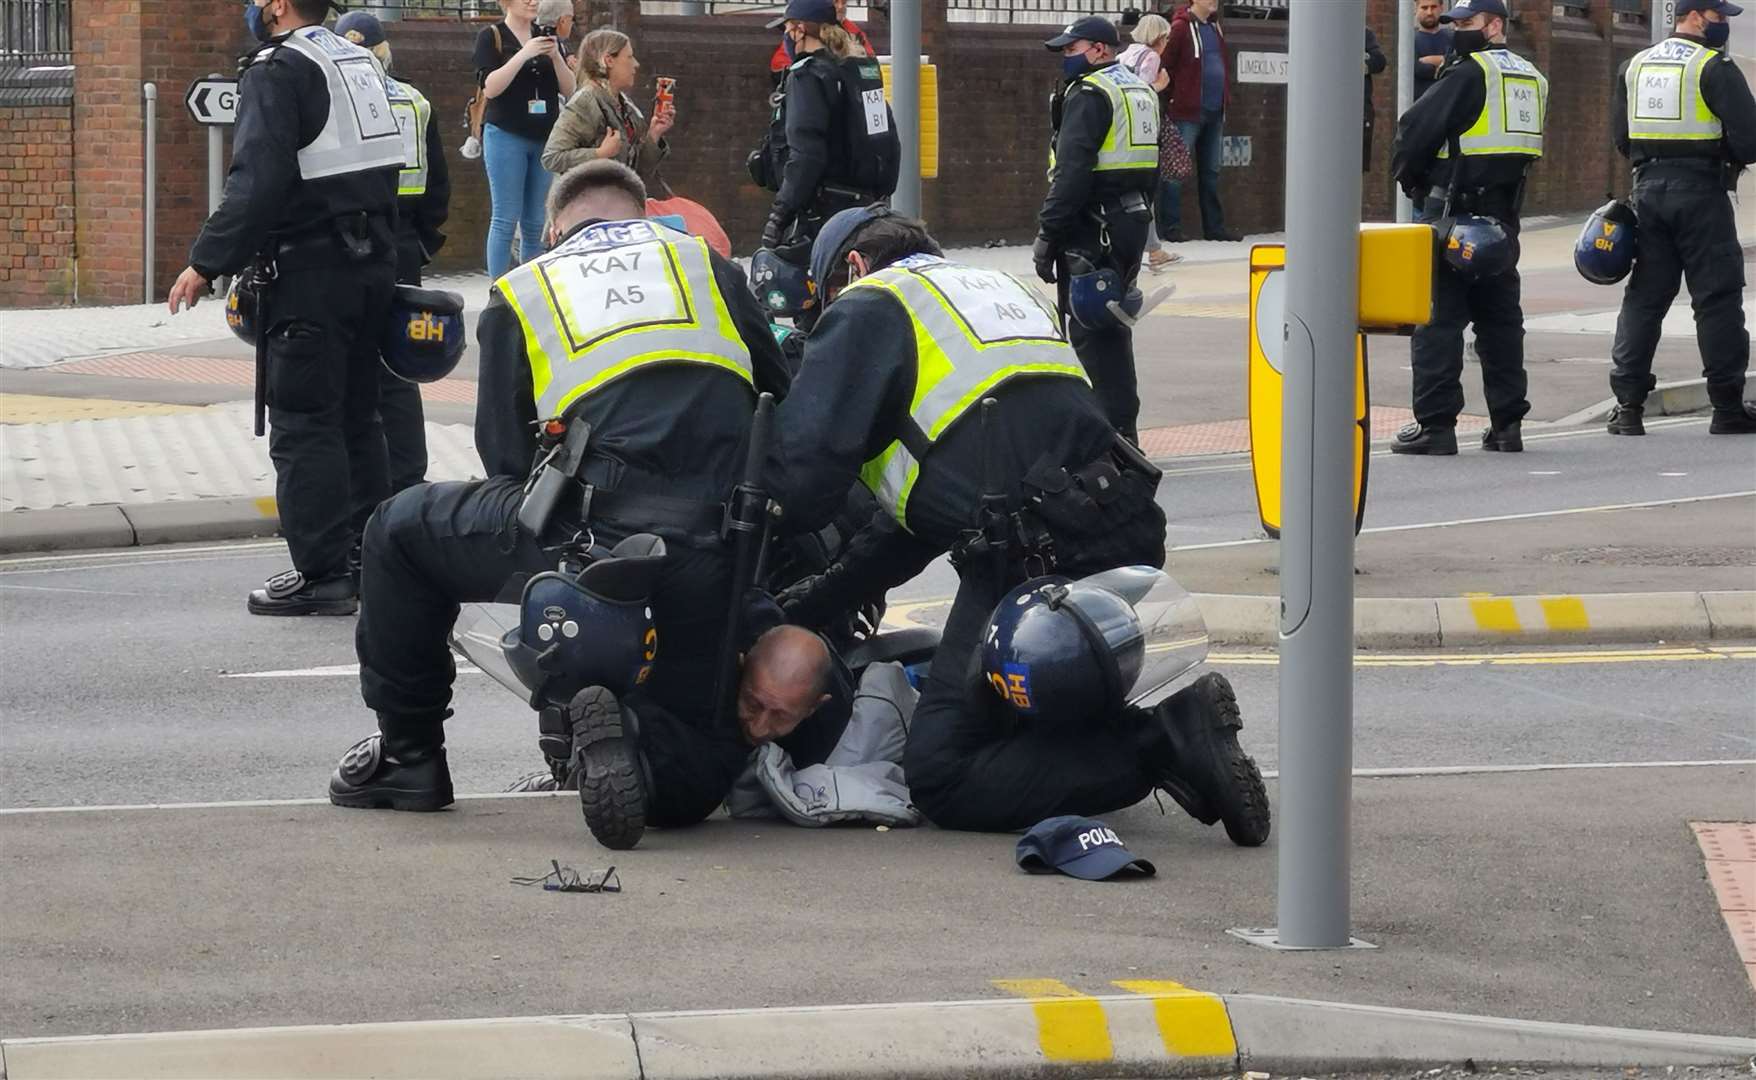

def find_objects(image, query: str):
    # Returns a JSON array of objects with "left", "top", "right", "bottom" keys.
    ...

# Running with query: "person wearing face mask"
[
  {"left": 1390, "top": 0, "right": 1546, "bottom": 457},
  {"left": 1606, "top": 0, "right": 1756, "bottom": 437},
  {"left": 334, "top": 11, "right": 451, "bottom": 499},
  {"left": 542, "top": 30, "right": 674, "bottom": 190},
  {"left": 166, "top": 0, "right": 404, "bottom": 615},
  {"left": 1033, "top": 14, "right": 1160, "bottom": 443}
]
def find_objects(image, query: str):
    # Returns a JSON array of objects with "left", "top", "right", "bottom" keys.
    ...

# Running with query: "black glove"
[
  {"left": 760, "top": 212, "right": 787, "bottom": 251},
  {"left": 1032, "top": 236, "right": 1057, "bottom": 284}
]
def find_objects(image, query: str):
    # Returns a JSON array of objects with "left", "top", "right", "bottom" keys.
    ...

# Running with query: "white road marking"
[
  {"left": 0, "top": 539, "right": 284, "bottom": 569},
  {"left": 223, "top": 663, "right": 482, "bottom": 679},
  {"left": 1660, "top": 472, "right": 1688, "bottom": 477},
  {"left": 3, "top": 759, "right": 1749, "bottom": 815},
  {"left": 1528, "top": 470, "right": 1562, "bottom": 476}
]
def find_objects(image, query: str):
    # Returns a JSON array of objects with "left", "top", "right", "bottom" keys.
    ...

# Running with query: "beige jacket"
[{"left": 541, "top": 82, "right": 668, "bottom": 190}]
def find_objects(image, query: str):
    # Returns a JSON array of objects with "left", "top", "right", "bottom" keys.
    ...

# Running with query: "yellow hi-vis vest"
[
  {"left": 385, "top": 77, "right": 433, "bottom": 197},
  {"left": 1625, "top": 37, "right": 1724, "bottom": 143},
  {"left": 494, "top": 219, "right": 754, "bottom": 421},
  {"left": 851, "top": 255, "right": 1091, "bottom": 529},
  {"left": 1048, "top": 64, "right": 1161, "bottom": 179},
  {"left": 1436, "top": 48, "right": 1547, "bottom": 160},
  {"left": 276, "top": 27, "right": 408, "bottom": 181}
]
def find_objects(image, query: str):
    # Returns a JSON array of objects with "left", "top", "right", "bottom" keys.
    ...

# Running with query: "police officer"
[
  {"left": 758, "top": 0, "right": 900, "bottom": 263},
  {"left": 334, "top": 11, "right": 452, "bottom": 494},
  {"left": 1607, "top": 0, "right": 1756, "bottom": 437},
  {"left": 1033, "top": 15, "right": 1160, "bottom": 443},
  {"left": 326, "top": 162, "right": 790, "bottom": 848},
  {"left": 168, "top": 0, "right": 405, "bottom": 614},
  {"left": 764, "top": 205, "right": 1269, "bottom": 845},
  {"left": 1390, "top": 0, "right": 1545, "bottom": 456}
]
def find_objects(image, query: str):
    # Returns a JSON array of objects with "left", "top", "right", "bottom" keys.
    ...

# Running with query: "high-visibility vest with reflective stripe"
[
  {"left": 1435, "top": 49, "right": 1547, "bottom": 160},
  {"left": 1049, "top": 64, "right": 1161, "bottom": 178},
  {"left": 1625, "top": 37, "right": 1724, "bottom": 142},
  {"left": 851, "top": 255, "right": 1091, "bottom": 529},
  {"left": 494, "top": 219, "right": 754, "bottom": 421},
  {"left": 277, "top": 27, "right": 408, "bottom": 181},
  {"left": 385, "top": 78, "right": 432, "bottom": 197}
]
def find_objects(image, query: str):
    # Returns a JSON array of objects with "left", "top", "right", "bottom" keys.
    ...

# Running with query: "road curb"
[
  {"left": 1553, "top": 376, "right": 1711, "bottom": 428},
  {"left": 2, "top": 993, "right": 1751, "bottom": 1080},
  {"left": 0, "top": 495, "right": 278, "bottom": 555},
  {"left": 1196, "top": 590, "right": 1755, "bottom": 647}
]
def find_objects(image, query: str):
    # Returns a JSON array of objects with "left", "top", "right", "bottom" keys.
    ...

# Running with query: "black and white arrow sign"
[{"left": 184, "top": 76, "right": 238, "bottom": 126}]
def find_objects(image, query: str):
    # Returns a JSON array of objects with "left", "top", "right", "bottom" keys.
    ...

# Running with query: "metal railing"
[
  {"left": 0, "top": 0, "right": 71, "bottom": 66},
  {"left": 944, "top": 0, "right": 1285, "bottom": 25}
]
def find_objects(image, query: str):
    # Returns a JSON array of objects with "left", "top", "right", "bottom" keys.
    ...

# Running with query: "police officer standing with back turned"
[
  {"left": 1390, "top": 0, "right": 1545, "bottom": 456},
  {"left": 168, "top": 0, "right": 405, "bottom": 615},
  {"left": 1606, "top": 0, "right": 1756, "bottom": 437},
  {"left": 334, "top": 11, "right": 452, "bottom": 494},
  {"left": 764, "top": 205, "right": 1270, "bottom": 845},
  {"left": 1033, "top": 15, "right": 1160, "bottom": 443}
]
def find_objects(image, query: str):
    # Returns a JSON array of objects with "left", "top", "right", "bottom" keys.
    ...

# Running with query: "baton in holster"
[
  {"left": 711, "top": 392, "right": 776, "bottom": 733},
  {"left": 976, "top": 397, "right": 1009, "bottom": 584}
]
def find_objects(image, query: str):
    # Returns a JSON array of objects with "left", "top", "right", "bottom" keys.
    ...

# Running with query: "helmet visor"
[
  {"left": 1072, "top": 565, "right": 1208, "bottom": 708},
  {"left": 451, "top": 602, "right": 529, "bottom": 698}
]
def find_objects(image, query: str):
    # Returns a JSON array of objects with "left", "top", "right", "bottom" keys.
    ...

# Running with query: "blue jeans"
[
  {"left": 1157, "top": 112, "right": 1227, "bottom": 239},
  {"left": 483, "top": 123, "right": 553, "bottom": 279}
]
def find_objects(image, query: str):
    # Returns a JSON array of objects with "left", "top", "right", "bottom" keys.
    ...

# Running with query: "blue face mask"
[
  {"left": 1703, "top": 17, "right": 1732, "bottom": 48},
  {"left": 244, "top": 1, "right": 271, "bottom": 42},
  {"left": 1062, "top": 52, "right": 1094, "bottom": 79}
]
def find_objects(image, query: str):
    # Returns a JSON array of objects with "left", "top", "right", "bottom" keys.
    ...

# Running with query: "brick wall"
[{"left": 0, "top": 85, "right": 77, "bottom": 305}]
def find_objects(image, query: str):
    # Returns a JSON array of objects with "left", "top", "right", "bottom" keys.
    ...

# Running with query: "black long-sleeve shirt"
[
  {"left": 762, "top": 281, "right": 1117, "bottom": 560},
  {"left": 188, "top": 31, "right": 399, "bottom": 279},
  {"left": 1391, "top": 48, "right": 1536, "bottom": 214},
  {"left": 770, "top": 52, "right": 841, "bottom": 224},
  {"left": 474, "top": 231, "right": 790, "bottom": 509},
  {"left": 1038, "top": 62, "right": 1158, "bottom": 245},
  {"left": 1612, "top": 34, "right": 1756, "bottom": 169}
]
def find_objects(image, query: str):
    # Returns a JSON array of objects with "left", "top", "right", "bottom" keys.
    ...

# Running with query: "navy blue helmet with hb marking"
[
  {"left": 381, "top": 285, "right": 467, "bottom": 384},
  {"left": 982, "top": 575, "right": 1146, "bottom": 723},
  {"left": 1574, "top": 199, "right": 1638, "bottom": 286}
]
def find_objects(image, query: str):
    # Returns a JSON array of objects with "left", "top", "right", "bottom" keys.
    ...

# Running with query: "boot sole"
[
  {"left": 1388, "top": 442, "right": 1458, "bottom": 456},
  {"left": 329, "top": 785, "right": 453, "bottom": 812},
  {"left": 1708, "top": 424, "right": 1756, "bottom": 434},
  {"left": 1607, "top": 427, "right": 1645, "bottom": 436},
  {"left": 1181, "top": 673, "right": 1272, "bottom": 848},
  {"left": 1481, "top": 440, "right": 1522, "bottom": 452},
  {"left": 572, "top": 687, "right": 647, "bottom": 851},
  {"left": 248, "top": 597, "right": 359, "bottom": 617}
]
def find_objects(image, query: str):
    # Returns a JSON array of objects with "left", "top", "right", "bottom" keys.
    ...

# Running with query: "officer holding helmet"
[
  {"left": 1033, "top": 14, "right": 1160, "bottom": 442},
  {"left": 168, "top": 0, "right": 405, "bottom": 614},
  {"left": 325, "top": 162, "right": 790, "bottom": 851},
  {"left": 1606, "top": 0, "right": 1756, "bottom": 437},
  {"left": 334, "top": 11, "right": 453, "bottom": 494},
  {"left": 763, "top": 205, "right": 1269, "bottom": 844},
  {"left": 1390, "top": 0, "right": 1546, "bottom": 456}
]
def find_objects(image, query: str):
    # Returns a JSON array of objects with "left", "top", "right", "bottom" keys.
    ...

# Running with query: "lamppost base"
[{"left": 1227, "top": 927, "right": 1378, "bottom": 951}]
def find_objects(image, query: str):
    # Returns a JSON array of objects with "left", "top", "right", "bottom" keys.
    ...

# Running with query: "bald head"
[{"left": 739, "top": 625, "right": 833, "bottom": 744}]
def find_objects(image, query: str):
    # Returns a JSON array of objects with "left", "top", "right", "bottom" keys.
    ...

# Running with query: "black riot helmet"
[
  {"left": 506, "top": 534, "right": 667, "bottom": 706},
  {"left": 982, "top": 575, "right": 1147, "bottom": 723}
]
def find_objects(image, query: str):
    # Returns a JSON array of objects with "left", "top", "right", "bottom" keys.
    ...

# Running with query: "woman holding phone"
[
  {"left": 474, "top": 0, "right": 576, "bottom": 278},
  {"left": 541, "top": 29, "right": 674, "bottom": 193}
]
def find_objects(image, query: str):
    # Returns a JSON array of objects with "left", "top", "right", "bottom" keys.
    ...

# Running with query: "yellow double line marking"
[
  {"left": 1209, "top": 645, "right": 1756, "bottom": 667},
  {"left": 990, "top": 977, "right": 1236, "bottom": 1062}
]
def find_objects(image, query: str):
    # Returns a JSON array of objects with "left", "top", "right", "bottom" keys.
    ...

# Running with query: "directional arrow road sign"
[{"left": 185, "top": 76, "right": 238, "bottom": 126}]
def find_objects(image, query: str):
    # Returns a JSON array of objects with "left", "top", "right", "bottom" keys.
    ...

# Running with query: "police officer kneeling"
[
  {"left": 327, "top": 162, "right": 789, "bottom": 844},
  {"left": 763, "top": 206, "right": 1269, "bottom": 844},
  {"left": 1390, "top": 0, "right": 1546, "bottom": 456},
  {"left": 1607, "top": 0, "right": 1756, "bottom": 436},
  {"left": 168, "top": 0, "right": 406, "bottom": 614}
]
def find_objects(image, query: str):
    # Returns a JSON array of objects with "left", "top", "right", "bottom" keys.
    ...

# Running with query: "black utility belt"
[
  {"left": 1634, "top": 157, "right": 1724, "bottom": 179},
  {"left": 565, "top": 485, "right": 726, "bottom": 547},
  {"left": 268, "top": 213, "right": 392, "bottom": 271}
]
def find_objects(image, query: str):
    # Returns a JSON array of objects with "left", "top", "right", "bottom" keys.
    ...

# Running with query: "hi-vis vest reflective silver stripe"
[
  {"left": 278, "top": 27, "right": 409, "bottom": 181},
  {"left": 385, "top": 78, "right": 433, "bottom": 196},
  {"left": 1436, "top": 49, "right": 1547, "bottom": 159},
  {"left": 1049, "top": 64, "right": 1161, "bottom": 178},
  {"left": 494, "top": 219, "right": 754, "bottom": 421},
  {"left": 852, "top": 255, "right": 1091, "bottom": 529},
  {"left": 1625, "top": 37, "right": 1724, "bottom": 142}
]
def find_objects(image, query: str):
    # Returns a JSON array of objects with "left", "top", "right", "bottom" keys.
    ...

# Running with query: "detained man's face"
[{"left": 1417, "top": 0, "right": 1442, "bottom": 30}]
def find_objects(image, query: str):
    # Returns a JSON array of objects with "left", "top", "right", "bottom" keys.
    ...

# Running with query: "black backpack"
[{"left": 832, "top": 56, "right": 900, "bottom": 198}]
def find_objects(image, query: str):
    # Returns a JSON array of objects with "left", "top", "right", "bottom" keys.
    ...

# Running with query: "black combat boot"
[
  {"left": 1389, "top": 422, "right": 1458, "bottom": 456},
  {"left": 329, "top": 721, "right": 454, "bottom": 812},
  {"left": 1606, "top": 402, "right": 1645, "bottom": 436},
  {"left": 572, "top": 686, "right": 651, "bottom": 851},
  {"left": 1480, "top": 421, "right": 1522, "bottom": 452},
  {"left": 1709, "top": 402, "right": 1756, "bottom": 434},
  {"left": 1137, "top": 672, "right": 1270, "bottom": 847},
  {"left": 248, "top": 569, "right": 358, "bottom": 616}
]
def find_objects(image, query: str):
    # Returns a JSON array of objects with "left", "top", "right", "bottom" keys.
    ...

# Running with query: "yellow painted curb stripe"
[
  {"left": 1470, "top": 597, "right": 1522, "bottom": 633},
  {"left": 1112, "top": 980, "right": 1238, "bottom": 1057},
  {"left": 990, "top": 979, "right": 1114, "bottom": 1062},
  {"left": 252, "top": 497, "right": 278, "bottom": 519},
  {"left": 1538, "top": 596, "right": 1590, "bottom": 631}
]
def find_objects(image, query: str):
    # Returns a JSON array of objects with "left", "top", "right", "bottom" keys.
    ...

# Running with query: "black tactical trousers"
[
  {"left": 355, "top": 477, "right": 750, "bottom": 826},
  {"left": 265, "top": 259, "right": 396, "bottom": 582},
  {"left": 901, "top": 484, "right": 1167, "bottom": 833},
  {"left": 380, "top": 235, "right": 431, "bottom": 495},
  {"left": 1610, "top": 171, "right": 1749, "bottom": 410},
  {"left": 1408, "top": 257, "right": 1530, "bottom": 430},
  {"left": 1058, "top": 210, "right": 1151, "bottom": 441}
]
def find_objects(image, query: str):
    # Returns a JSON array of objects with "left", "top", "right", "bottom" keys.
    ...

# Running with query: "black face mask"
[{"left": 1450, "top": 28, "right": 1488, "bottom": 55}]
